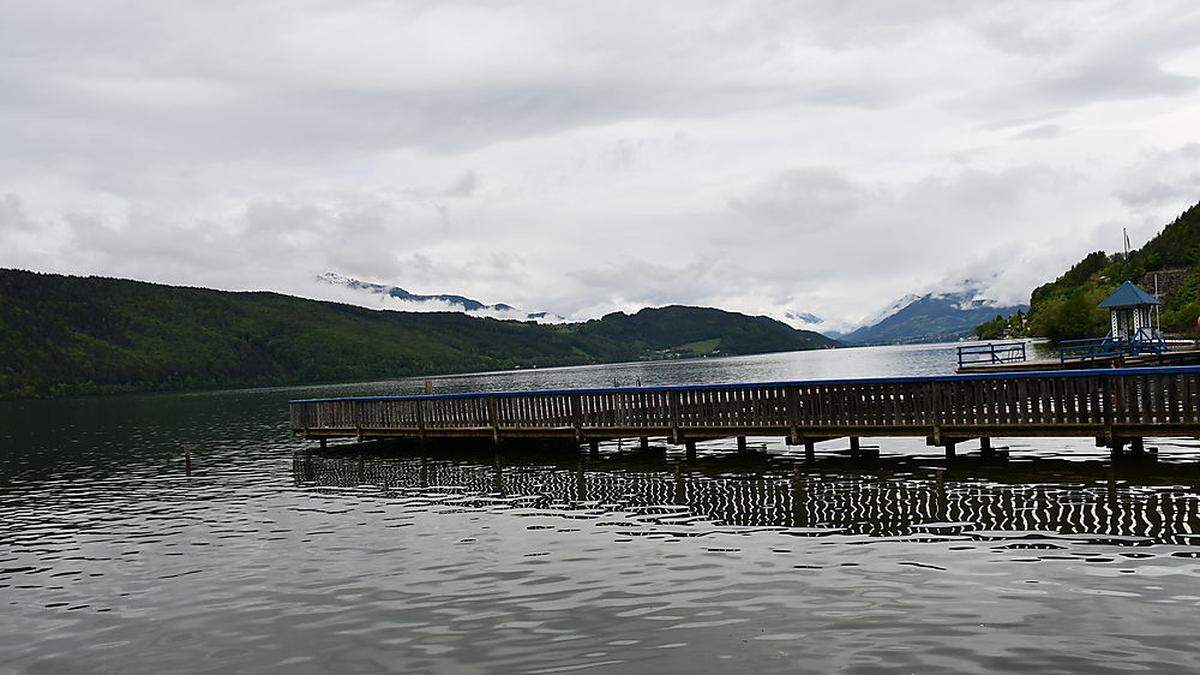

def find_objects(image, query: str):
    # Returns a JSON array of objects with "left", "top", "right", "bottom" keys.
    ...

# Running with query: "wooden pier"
[{"left": 289, "top": 366, "right": 1200, "bottom": 459}]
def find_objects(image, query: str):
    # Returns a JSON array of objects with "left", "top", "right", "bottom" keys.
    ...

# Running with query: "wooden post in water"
[
  {"left": 934, "top": 468, "right": 947, "bottom": 521},
  {"left": 685, "top": 440, "right": 697, "bottom": 461},
  {"left": 944, "top": 440, "right": 957, "bottom": 460},
  {"left": 1110, "top": 437, "right": 1127, "bottom": 461},
  {"left": 588, "top": 440, "right": 600, "bottom": 459},
  {"left": 737, "top": 436, "right": 748, "bottom": 454},
  {"left": 494, "top": 454, "right": 504, "bottom": 495},
  {"left": 804, "top": 440, "right": 815, "bottom": 461},
  {"left": 575, "top": 460, "right": 585, "bottom": 502},
  {"left": 980, "top": 437, "right": 993, "bottom": 459},
  {"left": 792, "top": 466, "right": 807, "bottom": 527},
  {"left": 640, "top": 436, "right": 649, "bottom": 451},
  {"left": 320, "top": 438, "right": 327, "bottom": 449},
  {"left": 850, "top": 436, "right": 861, "bottom": 457}
]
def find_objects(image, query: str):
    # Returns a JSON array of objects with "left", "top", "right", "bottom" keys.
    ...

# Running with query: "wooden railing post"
[
  {"left": 928, "top": 382, "right": 941, "bottom": 446},
  {"left": 487, "top": 396, "right": 500, "bottom": 444},
  {"left": 787, "top": 386, "right": 800, "bottom": 444},
  {"left": 669, "top": 390, "right": 681, "bottom": 444},
  {"left": 1103, "top": 374, "right": 1116, "bottom": 446},
  {"left": 416, "top": 399, "right": 426, "bottom": 443},
  {"left": 354, "top": 399, "right": 363, "bottom": 442},
  {"left": 570, "top": 393, "right": 583, "bottom": 443}
]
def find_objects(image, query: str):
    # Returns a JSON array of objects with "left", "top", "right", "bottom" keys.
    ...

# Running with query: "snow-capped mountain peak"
[
  {"left": 838, "top": 287, "right": 1026, "bottom": 345},
  {"left": 315, "top": 272, "right": 563, "bottom": 323}
]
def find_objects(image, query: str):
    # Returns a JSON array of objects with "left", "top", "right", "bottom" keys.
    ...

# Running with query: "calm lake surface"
[{"left": 4, "top": 342, "right": 1200, "bottom": 673}]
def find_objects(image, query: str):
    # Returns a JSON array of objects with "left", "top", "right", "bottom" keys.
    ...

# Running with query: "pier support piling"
[
  {"left": 588, "top": 440, "right": 600, "bottom": 459},
  {"left": 319, "top": 437, "right": 327, "bottom": 449},
  {"left": 685, "top": 440, "right": 697, "bottom": 461},
  {"left": 640, "top": 436, "right": 649, "bottom": 451},
  {"left": 850, "top": 436, "right": 861, "bottom": 456},
  {"left": 737, "top": 436, "right": 748, "bottom": 454},
  {"left": 944, "top": 441, "right": 957, "bottom": 460},
  {"left": 804, "top": 440, "right": 815, "bottom": 461}
]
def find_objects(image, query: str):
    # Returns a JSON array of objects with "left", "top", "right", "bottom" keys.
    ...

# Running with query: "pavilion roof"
[{"left": 1098, "top": 280, "right": 1159, "bottom": 308}]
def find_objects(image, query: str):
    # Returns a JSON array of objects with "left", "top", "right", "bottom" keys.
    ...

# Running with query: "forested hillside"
[
  {"left": 1024, "top": 201, "right": 1200, "bottom": 341},
  {"left": 0, "top": 270, "right": 836, "bottom": 398}
]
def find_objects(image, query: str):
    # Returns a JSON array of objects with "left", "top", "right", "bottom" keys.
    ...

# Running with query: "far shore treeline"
[
  {"left": 975, "top": 200, "right": 1200, "bottom": 342},
  {"left": 0, "top": 270, "right": 836, "bottom": 399}
]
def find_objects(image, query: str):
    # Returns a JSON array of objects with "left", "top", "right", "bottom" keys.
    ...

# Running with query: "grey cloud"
[
  {"left": 1036, "top": 56, "right": 1196, "bottom": 105},
  {"left": 443, "top": 170, "right": 480, "bottom": 198},
  {"left": 729, "top": 168, "right": 869, "bottom": 232},
  {"left": 1116, "top": 181, "right": 1198, "bottom": 210},
  {"left": 1013, "top": 124, "right": 1062, "bottom": 140},
  {"left": 952, "top": 5, "right": 1200, "bottom": 125},
  {"left": 567, "top": 258, "right": 734, "bottom": 311},
  {"left": 1114, "top": 144, "right": 1200, "bottom": 211},
  {"left": 0, "top": 194, "right": 35, "bottom": 232}
]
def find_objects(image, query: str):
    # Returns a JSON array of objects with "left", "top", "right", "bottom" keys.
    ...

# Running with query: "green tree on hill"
[{"left": 1029, "top": 288, "right": 1110, "bottom": 342}]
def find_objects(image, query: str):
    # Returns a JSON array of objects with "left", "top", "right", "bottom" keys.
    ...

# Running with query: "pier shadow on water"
[{"left": 295, "top": 442, "right": 1200, "bottom": 549}]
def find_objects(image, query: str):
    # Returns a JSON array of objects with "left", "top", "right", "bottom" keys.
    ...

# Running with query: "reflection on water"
[
  {"left": 297, "top": 448, "right": 1200, "bottom": 548},
  {"left": 6, "top": 342, "right": 1200, "bottom": 673}
]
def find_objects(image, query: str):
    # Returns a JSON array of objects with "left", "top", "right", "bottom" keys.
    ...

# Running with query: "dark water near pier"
[{"left": 4, "top": 343, "right": 1200, "bottom": 673}]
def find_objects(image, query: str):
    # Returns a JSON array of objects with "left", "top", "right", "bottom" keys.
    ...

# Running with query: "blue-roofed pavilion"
[{"left": 1100, "top": 280, "right": 1161, "bottom": 348}]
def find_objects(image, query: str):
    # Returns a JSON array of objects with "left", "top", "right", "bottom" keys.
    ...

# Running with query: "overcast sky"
[{"left": 2, "top": 1, "right": 1199, "bottom": 331}]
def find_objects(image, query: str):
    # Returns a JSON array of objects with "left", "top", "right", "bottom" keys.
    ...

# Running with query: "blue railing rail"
[
  {"left": 1058, "top": 337, "right": 1121, "bottom": 363},
  {"left": 1059, "top": 329, "right": 1168, "bottom": 363},
  {"left": 956, "top": 341, "right": 1026, "bottom": 368}
]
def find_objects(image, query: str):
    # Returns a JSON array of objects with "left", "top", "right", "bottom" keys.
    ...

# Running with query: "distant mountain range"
[
  {"left": 837, "top": 290, "right": 1027, "bottom": 345},
  {"left": 318, "top": 272, "right": 564, "bottom": 322},
  {"left": 319, "top": 270, "right": 1024, "bottom": 347}
]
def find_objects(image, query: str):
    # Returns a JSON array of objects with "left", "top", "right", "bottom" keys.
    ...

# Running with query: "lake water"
[{"left": 4, "top": 342, "right": 1200, "bottom": 673}]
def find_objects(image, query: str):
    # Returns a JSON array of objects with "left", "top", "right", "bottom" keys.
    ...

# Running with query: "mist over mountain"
[
  {"left": 317, "top": 272, "right": 564, "bottom": 323},
  {"left": 785, "top": 311, "right": 824, "bottom": 327},
  {"left": 839, "top": 289, "right": 1027, "bottom": 345}
]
